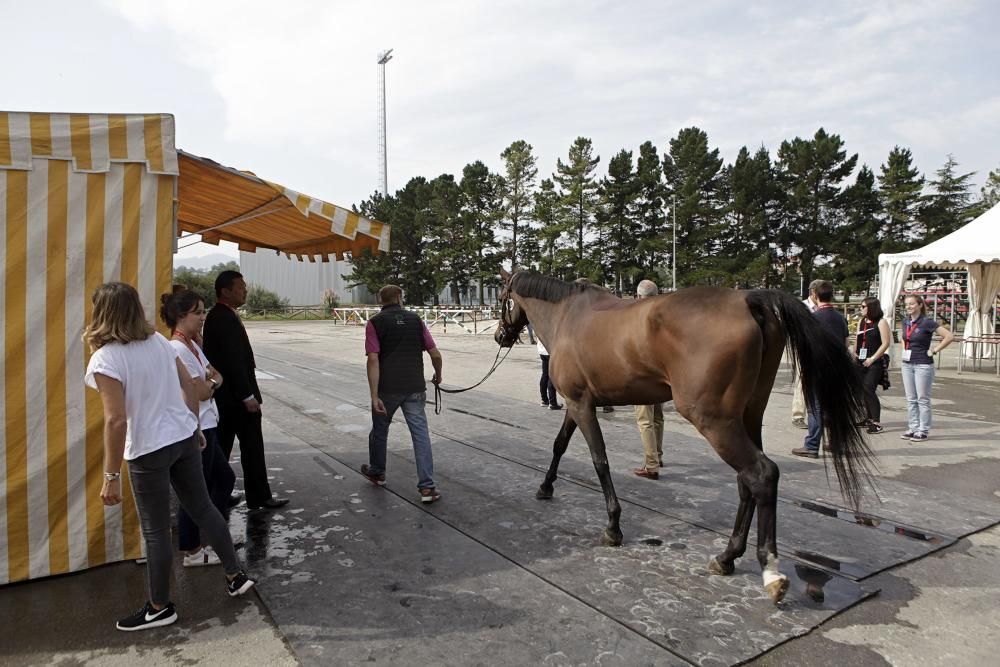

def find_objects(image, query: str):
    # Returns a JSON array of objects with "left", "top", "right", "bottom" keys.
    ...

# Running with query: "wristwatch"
[{"left": 104, "top": 471, "right": 121, "bottom": 481}]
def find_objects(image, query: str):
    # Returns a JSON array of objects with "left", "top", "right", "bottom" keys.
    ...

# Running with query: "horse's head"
[{"left": 495, "top": 268, "right": 529, "bottom": 348}]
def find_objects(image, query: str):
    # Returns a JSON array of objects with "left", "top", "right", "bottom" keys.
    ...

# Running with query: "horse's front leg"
[
  {"left": 537, "top": 411, "right": 578, "bottom": 500},
  {"left": 570, "top": 400, "right": 623, "bottom": 546}
]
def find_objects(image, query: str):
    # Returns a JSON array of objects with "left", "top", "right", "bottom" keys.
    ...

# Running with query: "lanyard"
[
  {"left": 903, "top": 318, "right": 921, "bottom": 350},
  {"left": 858, "top": 318, "right": 869, "bottom": 350},
  {"left": 172, "top": 331, "right": 200, "bottom": 359}
]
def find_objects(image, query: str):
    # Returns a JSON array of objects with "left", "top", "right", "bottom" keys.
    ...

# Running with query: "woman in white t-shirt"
[
  {"left": 537, "top": 339, "right": 562, "bottom": 410},
  {"left": 84, "top": 282, "right": 255, "bottom": 632},
  {"left": 160, "top": 289, "right": 236, "bottom": 568}
]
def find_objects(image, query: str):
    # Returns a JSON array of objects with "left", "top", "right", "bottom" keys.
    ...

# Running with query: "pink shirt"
[{"left": 365, "top": 320, "right": 437, "bottom": 355}]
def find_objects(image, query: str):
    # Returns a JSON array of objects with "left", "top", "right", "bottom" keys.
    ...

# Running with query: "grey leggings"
[{"left": 128, "top": 434, "right": 241, "bottom": 605}]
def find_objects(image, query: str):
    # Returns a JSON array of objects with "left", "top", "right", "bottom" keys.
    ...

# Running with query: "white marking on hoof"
[{"left": 762, "top": 553, "right": 788, "bottom": 602}]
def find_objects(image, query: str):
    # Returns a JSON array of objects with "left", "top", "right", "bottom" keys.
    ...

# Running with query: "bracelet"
[{"left": 104, "top": 471, "right": 121, "bottom": 481}]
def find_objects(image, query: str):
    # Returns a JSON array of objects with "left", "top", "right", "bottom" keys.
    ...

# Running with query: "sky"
[{"left": 4, "top": 0, "right": 998, "bottom": 263}]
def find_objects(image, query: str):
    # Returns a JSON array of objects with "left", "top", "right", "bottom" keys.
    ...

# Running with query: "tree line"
[{"left": 346, "top": 127, "right": 998, "bottom": 305}]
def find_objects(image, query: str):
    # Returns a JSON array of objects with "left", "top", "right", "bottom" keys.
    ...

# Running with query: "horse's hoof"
[
  {"left": 600, "top": 529, "right": 623, "bottom": 547},
  {"left": 536, "top": 486, "right": 553, "bottom": 500},
  {"left": 765, "top": 576, "right": 790, "bottom": 604},
  {"left": 708, "top": 557, "right": 735, "bottom": 576}
]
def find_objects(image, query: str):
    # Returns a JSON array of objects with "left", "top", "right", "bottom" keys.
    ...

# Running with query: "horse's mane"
[{"left": 511, "top": 272, "right": 599, "bottom": 303}]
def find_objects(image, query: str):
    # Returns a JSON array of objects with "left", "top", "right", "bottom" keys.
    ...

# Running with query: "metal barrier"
[{"left": 240, "top": 305, "right": 504, "bottom": 335}]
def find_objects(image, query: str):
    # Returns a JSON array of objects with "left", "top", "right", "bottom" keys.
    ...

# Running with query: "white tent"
[{"left": 878, "top": 203, "right": 1000, "bottom": 345}]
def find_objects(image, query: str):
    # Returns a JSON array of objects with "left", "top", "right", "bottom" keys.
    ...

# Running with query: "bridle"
[
  {"left": 495, "top": 279, "right": 527, "bottom": 348},
  {"left": 431, "top": 277, "right": 518, "bottom": 414}
]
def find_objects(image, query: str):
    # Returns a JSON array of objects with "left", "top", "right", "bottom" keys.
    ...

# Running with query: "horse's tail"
[{"left": 746, "top": 290, "right": 878, "bottom": 509}]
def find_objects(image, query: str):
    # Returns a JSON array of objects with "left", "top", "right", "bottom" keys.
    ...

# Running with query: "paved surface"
[{"left": 1, "top": 321, "right": 998, "bottom": 665}]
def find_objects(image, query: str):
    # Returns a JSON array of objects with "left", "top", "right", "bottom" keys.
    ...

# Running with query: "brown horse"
[{"left": 495, "top": 269, "right": 875, "bottom": 603}]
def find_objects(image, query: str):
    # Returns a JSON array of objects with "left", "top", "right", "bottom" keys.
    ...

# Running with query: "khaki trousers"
[
  {"left": 634, "top": 403, "right": 664, "bottom": 471},
  {"left": 791, "top": 374, "right": 806, "bottom": 421}
]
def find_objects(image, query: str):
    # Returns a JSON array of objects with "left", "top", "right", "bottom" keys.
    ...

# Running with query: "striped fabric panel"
[
  {"left": 0, "top": 112, "right": 179, "bottom": 176},
  {"left": 260, "top": 179, "right": 391, "bottom": 248},
  {"left": 0, "top": 149, "right": 168, "bottom": 584},
  {"left": 0, "top": 171, "right": 10, "bottom": 579}
]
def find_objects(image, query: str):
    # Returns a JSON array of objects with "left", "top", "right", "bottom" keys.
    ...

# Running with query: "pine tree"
[
  {"left": 499, "top": 140, "right": 538, "bottom": 269},
  {"left": 877, "top": 146, "right": 924, "bottom": 253},
  {"left": 831, "top": 165, "right": 882, "bottom": 295},
  {"left": 775, "top": 128, "right": 858, "bottom": 288},
  {"left": 722, "top": 146, "right": 782, "bottom": 288},
  {"left": 460, "top": 161, "right": 503, "bottom": 305},
  {"left": 553, "top": 137, "right": 600, "bottom": 277},
  {"left": 594, "top": 149, "right": 639, "bottom": 293},
  {"left": 980, "top": 168, "right": 1000, "bottom": 210},
  {"left": 633, "top": 141, "right": 668, "bottom": 285},
  {"left": 532, "top": 178, "right": 564, "bottom": 277},
  {"left": 346, "top": 192, "right": 400, "bottom": 294},
  {"left": 427, "top": 174, "right": 471, "bottom": 304},
  {"left": 662, "top": 127, "right": 726, "bottom": 287},
  {"left": 920, "top": 154, "right": 978, "bottom": 239}
]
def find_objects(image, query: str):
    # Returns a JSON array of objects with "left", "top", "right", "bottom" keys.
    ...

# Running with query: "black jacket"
[{"left": 203, "top": 303, "right": 261, "bottom": 411}]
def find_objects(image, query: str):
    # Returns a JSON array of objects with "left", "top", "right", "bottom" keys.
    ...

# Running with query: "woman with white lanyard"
[
  {"left": 160, "top": 289, "right": 237, "bottom": 567},
  {"left": 899, "top": 294, "right": 955, "bottom": 442},
  {"left": 85, "top": 282, "right": 255, "bottom": 632},
  {"left": 855, "top": 297, "right": 892, "bottom": 434}
]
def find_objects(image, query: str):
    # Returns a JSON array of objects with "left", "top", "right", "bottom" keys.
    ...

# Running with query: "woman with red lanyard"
[
  {"left": 160, "top": 289, "right": 237, "bottom": 566},
  {"left": 900, "top": 294, "right": 955, "bottom": 442},
  {"left": 855, "top": 297, "right": 892, "bottom": 433}
]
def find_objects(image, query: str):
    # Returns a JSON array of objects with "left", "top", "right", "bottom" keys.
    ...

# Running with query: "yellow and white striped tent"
[
  {"left": 1, "top": 112, "right": 176, "bottom": 584},
  {"left": 0, "top": 111, "right": 389, "bottom": 585}
]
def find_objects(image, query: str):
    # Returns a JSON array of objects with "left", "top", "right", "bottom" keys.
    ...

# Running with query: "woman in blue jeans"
[{"left": 899, "top": 295, "right": 955, "bottom": 442}]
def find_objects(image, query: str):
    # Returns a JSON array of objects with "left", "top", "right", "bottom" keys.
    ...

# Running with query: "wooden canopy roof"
[{"left": 176, "top": 151, "right": 389, "bottom": 261}]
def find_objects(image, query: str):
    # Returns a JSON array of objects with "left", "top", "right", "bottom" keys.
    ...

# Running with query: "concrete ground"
[{"left": 1, "top": 320, "right": 998, "bottom": 666}]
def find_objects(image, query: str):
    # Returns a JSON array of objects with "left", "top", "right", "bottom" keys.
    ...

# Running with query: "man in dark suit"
[{"left": 203, "top": 270, "right": 288, "bottom": 511}]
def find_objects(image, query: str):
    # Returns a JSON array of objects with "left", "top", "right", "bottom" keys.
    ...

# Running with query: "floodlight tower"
[{"left": 377, "top": 49, "right": 393, "bottom": 196}]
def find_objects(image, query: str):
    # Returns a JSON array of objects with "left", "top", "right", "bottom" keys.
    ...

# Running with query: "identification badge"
[
  {"left": 858, "top": 349, "right": 868, "bottom": 361},
  {"left": 902, "top": 349, "right": 912, "bottom": 362}
]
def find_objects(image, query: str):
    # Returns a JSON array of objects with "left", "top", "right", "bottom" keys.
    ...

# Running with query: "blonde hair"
[{"left": 84, "top": 282, "right": 155, "bottom": 351}]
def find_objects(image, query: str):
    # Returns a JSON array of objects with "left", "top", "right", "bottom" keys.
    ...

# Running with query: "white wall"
[{"left": 238, "top": 251, "right": 373, "bottom": 305}]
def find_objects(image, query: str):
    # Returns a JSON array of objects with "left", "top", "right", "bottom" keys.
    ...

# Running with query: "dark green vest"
[{"left": 371, "top": 305, "right": 426, "bottom": 395}]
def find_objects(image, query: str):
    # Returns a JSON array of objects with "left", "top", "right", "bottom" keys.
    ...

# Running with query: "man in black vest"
[
  {"left": 203, "top": 270, "right": 288, "bottom": 511},
  {"left": 361, "top": 285, "right": 444, "bottom": 503}
]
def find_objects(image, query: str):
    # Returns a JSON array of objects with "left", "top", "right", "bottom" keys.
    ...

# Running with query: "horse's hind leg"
[
  {"left": 571, "top": 402, "right": 623, "bottom": 547},
  {"left": 708, "top": 477, "right": 754, "bottom": 576},
  {"left": 751, "top": 455, "right": 789, "bottom": 603},
  {"left": 536, "top": 411, "right": 578, "bottom": 500}
]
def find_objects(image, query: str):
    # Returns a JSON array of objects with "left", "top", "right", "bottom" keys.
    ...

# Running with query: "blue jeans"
[
  {"left": 901, "top": 362, "right": 934, "bottom": 434},
  {"left": 368, "top": 391, "right": 435, "bottom": 489},
  {"left": 803, "top": 398, "right": 822, "bottom": 452}
]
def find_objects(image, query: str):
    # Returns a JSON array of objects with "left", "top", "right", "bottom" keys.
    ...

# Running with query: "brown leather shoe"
[{"left": 633, "top": 467, "right": 659, "bottom": 480}]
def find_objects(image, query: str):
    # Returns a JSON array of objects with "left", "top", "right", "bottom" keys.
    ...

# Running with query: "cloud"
[{"left": 94, "top": 0, "right": 999, "bottom": 201}]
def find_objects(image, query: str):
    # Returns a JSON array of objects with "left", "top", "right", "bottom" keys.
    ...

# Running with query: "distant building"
[{"left": 239, "top": 251, "right": 374, "bottom": 305}]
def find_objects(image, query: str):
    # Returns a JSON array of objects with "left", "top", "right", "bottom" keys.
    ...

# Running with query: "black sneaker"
[
  {"left": 116, "top": 601, "right": 177, "bottom": 632},
  {"left": 360, "top": 464, "right": 386, "bottom": 486},
  {"left": 226, "top": 570, "right": 256, "bottom": 597},
  {"left": 867, "top": 423, "right": 885, "bottom": 434}
]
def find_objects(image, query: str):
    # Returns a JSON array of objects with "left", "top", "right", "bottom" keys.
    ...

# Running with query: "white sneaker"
[{"left": 183, "top": 546, "right": 221, "bottom": 567}]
